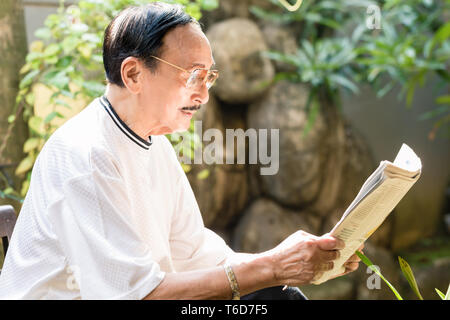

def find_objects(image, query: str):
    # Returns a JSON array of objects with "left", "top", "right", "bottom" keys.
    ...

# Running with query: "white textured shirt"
[{"left": 0, "top": 96, "right": 233, "bottom": 299}]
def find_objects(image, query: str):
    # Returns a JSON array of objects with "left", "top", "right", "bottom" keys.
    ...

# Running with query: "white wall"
[{"left": 23, "top": 0, "right": 77, "bottom": 45}]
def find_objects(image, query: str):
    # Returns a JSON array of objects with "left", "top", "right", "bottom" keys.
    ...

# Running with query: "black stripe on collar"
[{"left": 100, "top": 96, "right": 152, "bottom": 150}]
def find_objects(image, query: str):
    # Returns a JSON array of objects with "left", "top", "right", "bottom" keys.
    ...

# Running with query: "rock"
[
  {"left": 317, "top": 120, "right": 393, "bottom": 247},
  {"left": 186, "top": 95, "right": 249, "bottom": 229},
  {"left": 206, "top": 18, "right": 275, "bottom": 104},
  {"left": 247, "top": 82, "right": 382, "bottom": 243},
  {"left": 188, "top": 164, "right": 248, "bottom": 229},
  {"left": 200, "top": 0, "right": 283, "bottom": 28},
  {"left": 232, "top": 198, "right": 321, "bottom": 253},
  {"left": 260, "top": 23, "right": 298, "bottom": 72},
  {"left": 247, "top": 81, "right": 328, "bottom": 207}
]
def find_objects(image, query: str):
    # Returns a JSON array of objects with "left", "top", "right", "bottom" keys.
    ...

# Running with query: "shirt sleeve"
[
  {"left": 169, "top": 171, "right": 234, "bottom": 272},
  {"left": 46, "top": 159, "right": 165, "bottom": 299}
]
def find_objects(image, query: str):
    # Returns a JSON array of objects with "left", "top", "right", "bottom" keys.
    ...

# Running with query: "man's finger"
[
  {"left": 319, "top": 249, "right": 340, "bottom": 261},
  {"left": 318, "top": 235, "right": 345, "bottom": 251},
  {"left": 318, "top": 262, "right": 334, "bottom": 271},
  {"left": 346, "top": 253, "right": 361, "bottom": 263},
  {"left": 344, "top": 262, "right": 360, "bottom": 273}
]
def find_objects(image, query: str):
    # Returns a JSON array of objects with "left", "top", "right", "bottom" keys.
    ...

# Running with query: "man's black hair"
[{"left": 103, "top": 2, "right": 197, "bottom": 87}]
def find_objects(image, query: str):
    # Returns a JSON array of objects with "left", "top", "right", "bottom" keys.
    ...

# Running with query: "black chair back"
[{"left": 0, "top": 205, "right": 17, "bottom": 273}]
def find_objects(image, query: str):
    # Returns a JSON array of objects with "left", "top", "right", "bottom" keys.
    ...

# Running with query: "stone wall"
[
  {"left": 20, "top": 0, "right": 449, "bottom": 299},
  {"left": 194, "top": 1, "right": 449, "bottom": 299}
]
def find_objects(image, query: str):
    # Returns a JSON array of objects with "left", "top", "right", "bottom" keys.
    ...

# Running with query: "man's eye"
[{"left": 191, "top": 70, "right": 202, "bottom": 79}]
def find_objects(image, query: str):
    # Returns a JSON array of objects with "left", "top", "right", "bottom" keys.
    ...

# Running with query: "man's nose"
[{"left": 191, "top": 83, "right": 209, "bottom": 106}]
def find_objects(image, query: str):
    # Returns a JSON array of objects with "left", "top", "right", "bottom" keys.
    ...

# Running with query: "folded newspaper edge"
[{"left": 312, "top": 144, "right": 422, "bottom": 285}]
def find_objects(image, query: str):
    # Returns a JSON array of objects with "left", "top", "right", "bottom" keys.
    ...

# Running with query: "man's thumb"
[{"left": 317, "top": 235, "right": 345, "bottom": 250}]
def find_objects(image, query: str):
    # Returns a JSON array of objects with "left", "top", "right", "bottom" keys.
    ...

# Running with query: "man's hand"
[
  {"left": 329, "top": 243, "right": 364, "bottom": 280},
  {"left": 267, "top": 231, "right": 346, "bottom": 287}
]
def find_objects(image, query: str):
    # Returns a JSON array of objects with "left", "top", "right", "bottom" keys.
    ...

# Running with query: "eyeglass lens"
[{"left": 187, "top": 69, "right": 218, "bottom": 89}]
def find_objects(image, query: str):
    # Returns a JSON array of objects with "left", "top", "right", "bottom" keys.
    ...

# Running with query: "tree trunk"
[{"left": 0, "top": 0, "right": 28, "bottom": 210}]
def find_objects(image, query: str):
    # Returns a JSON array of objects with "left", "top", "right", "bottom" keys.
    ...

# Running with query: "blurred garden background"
[{"left": 0, "top": 0, "right": 449, "bottom": 299}]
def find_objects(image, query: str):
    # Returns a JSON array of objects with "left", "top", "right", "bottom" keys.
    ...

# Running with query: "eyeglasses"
[{"left": 150, "top": 55, "right": 219, "bottom": 90}]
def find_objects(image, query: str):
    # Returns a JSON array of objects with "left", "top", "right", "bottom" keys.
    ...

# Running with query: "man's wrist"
[
  {"left": 222, "top": 251, "right": 280, "bottom": 298},
  {"left": 223, "top": 263, "right": 240, "bottom": 300},
  {"left": 257, "top": 251, "right": 280, "bottom": 286}
]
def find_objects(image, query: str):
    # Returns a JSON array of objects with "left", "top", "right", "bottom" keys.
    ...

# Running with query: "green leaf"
[
  {"left": 28, "top": 116, "right": 43, "bottom": 134},
  {"left": 198, "top": 0, "right": 218, "bottom": 11},
  {"left": 302, "top": 90, "right": 319, "bottom": 138},
  {"left": 435, "top": 288, "right": 445, "bottom": 300},
  {"left": 368, "top": 68, "right": 381, "bottom": 82},
  {"left": 19, "top": 69, "right": 40, "bottom": 89},
  {"left": 406, "top": 84, "right": 416, "bottom": 107},
  {"left": 419, "top": 104, "right": 449, "bottom": 121},
  {"left": 56, "top": 56, "right": 73, "bottom": 69},
  {"left": 301, "top": 40, "right": 315, "bottom": 61},
  {"left": 445, "top": 283, "right": 450, "bottom": 300},
  {"left": 23, "top": 138, "right": 41, "bottom": 153},
  {"left": 70, "top": 23, "right": 89, "bottom": 34},
  {"left": 81, "top": 81, "right": 106, "bottom": 96},
  {"left": 249, "top": 6, "right": 293, "bottom": 24},
  {"left": 434, "top": 22, "right": 450, "bottom": 44},
  {"left": 91, "top": 53, "right": 103, "bottom": 64},
  {"left": 44, "top": 43, "right": 61, "bottom": 57},
  {"left": 304, "top": 14, "right": 341, "bottom": 29},
  {"left": 20, "top": 179, "right": 30, "bottom": 198},
  {"left": 44, "top": 111, "right": 64, "bottom": 124},
  {"left": 44, "top": 71, "right": 70, "bottom": 91},
  {"left": 436, "top": 95, "right": 450, "bottom": 105},
  {"left": 376, "top": 81, "right": 395, "bottom": 99},
  {"left": 15, "top": 155, "right": 35, "bottom": 176},
  {"left": 34, "top": 27, "right": 52, "bottom": 40},
  {"left": 3, "top": 187, "right": 14, "bottom": 195},
  {"left": 435, "top": 284, "right": 450, "bottom": 300},
  {"left": 78, "top": 44, "right": 92, "bottom": 59},
  {"left": 329, "top": 74, "right": 359, "bottom": 94},
  {"left": 19, "top": 62, "right": 32, "bottom": 75},
  {"left": 62, "top": 36, "right": 80, "bottom": 54},
  {"left": 54, "top": 99, "right": 72, "bottom": 110},
  {"left": 356, "top": 251, "right": 403, "bottom": 300},
  {"left": 81, "top": 33, "right": 101, "bottom": 44},
  {"left": 398, "top": 256, "right": 423, "bottom": 300},
  {"left": 181, "top": 163, "right": 191, "bottom": 173},
  {"left": 196, "top": 169, "right": 210, "bottom": 180}
]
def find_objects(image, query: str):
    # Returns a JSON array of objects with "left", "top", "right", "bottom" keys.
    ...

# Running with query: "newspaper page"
[{"left": 312, "top": 144, "right": 422, "bottom": 285}]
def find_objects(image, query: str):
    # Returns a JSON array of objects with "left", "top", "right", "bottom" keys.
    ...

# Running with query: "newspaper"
[{"left": 312, "top": 143, "right": 422, "bottom": 285}]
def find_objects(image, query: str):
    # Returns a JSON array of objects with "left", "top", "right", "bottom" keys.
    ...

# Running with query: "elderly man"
[{"left": 0, "top": 2, "right": 361, "bottom": 299}]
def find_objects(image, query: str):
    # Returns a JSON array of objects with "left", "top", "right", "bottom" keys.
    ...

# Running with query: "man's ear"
[{"left": 120, "top": 57, "right": 142, "bottom": 94}]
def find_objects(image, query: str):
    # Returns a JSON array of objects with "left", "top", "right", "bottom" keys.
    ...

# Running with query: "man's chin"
[
  {"left": 172, "top": 126, "right": 190, "bottom": 134},
  {"left": 171, "top": 121, "right": 191, "bottom": 134}
]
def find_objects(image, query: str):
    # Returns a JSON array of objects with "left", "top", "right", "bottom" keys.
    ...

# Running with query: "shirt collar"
[{"left": 100, "top": 95, "right": 152, "bottom": 150}]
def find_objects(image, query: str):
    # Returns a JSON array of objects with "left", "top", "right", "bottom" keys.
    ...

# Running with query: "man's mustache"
[{"left": 181, "top": 105, "right": 201, "bottom": 111}]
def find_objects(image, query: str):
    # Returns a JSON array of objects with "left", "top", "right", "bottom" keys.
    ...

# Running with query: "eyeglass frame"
[{"left": 150, "top": 55, "right": 219, "bottom": 89}]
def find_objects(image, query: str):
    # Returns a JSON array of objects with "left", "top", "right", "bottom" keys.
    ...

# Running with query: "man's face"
[{"left": 139, "top": 23, "right": 214, "bottom": 135}]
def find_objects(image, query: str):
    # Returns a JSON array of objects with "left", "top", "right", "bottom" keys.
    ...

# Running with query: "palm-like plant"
[{"left": 252, "top": 0, "right": 450, "bottom": 138}]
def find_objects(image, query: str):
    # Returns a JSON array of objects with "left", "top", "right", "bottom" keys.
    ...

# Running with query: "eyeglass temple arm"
[{"left": 150, "top": 55, "right": 189, "bottom": 73}]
